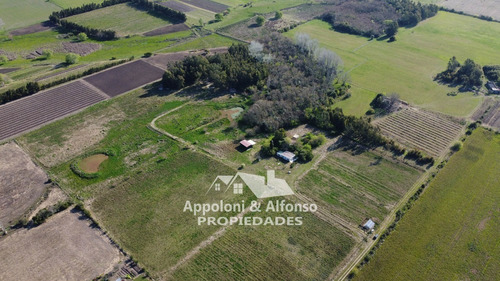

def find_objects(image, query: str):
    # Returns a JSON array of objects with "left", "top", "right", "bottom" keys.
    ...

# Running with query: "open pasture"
[
  {"left": 0, "top": 0, "right": 60, "bottom": 31},
  {"left": 50, "top": 0, "right": 104, "bottom": 9},
  {"left": 65, "top": 3, "right": 172, "bottom": 36},
  {"left": 374, "top": 108, "right": 464, "bottom": 157},
  {"left": 172, "top": 209, "right": 355, "bottom": 280},
  {"left": 298, "top": 149, "right": 422, "bottom": 227},
  {"left": 0, "top": 208, "right": 122, "bottom": 281},
  {"left": 0, "top": 142, "right": 49, "bottom": 226},
  {"left": 355, "top": 128, "right": 500, "bottom": 281},
  {"left": 159, "top": 1, "right": 195, "bottom": 13},
  {"left": 286, "top": 13, "right": 500, "bottom": 117}
]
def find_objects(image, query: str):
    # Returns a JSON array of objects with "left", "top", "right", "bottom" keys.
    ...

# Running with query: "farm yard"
[
  {"left": 285, "top": 12, "right": 500, "bottom": 117},
  {"left": 0, "top": 80, "right": 106, "bottom": 141},
  {"left": 297, "top": 149, "right": 423, "bottom": 229},
  {"left": 355, "top": 129, "right": 500, "bottom": 281},
  {"left": 65, "top": 3, "right": 173, "bottom": 37},
  {"left": 171, "top": 209, "right": 354, "bottom": 280},
  {"left": 0, "top": 208, "right": 123, "bottom": 281},
  {"left": 374, "top": 108, "right": 465, "bottom": 157},
  {"left": 0, "top": 142, "right": 49, "bottom": 226}
]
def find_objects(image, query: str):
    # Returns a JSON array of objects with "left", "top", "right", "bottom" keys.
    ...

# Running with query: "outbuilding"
[
  {"left": 239, "top": 140, "right": 256, "bottom": 150},
  {"left": 486, "top": 81, "right": 500, "bottom": 94},
  {"left": 361, "top": 218, "right": 375, "bottom": 231},
  {"left": 277, "top": 151, "right": 298, "bottom": 163}
]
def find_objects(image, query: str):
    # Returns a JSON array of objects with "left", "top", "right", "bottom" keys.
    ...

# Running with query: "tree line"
[
  {"left": 49, "top": 0, "right": 186, "bottom": 40},
  {"left": 162, "top": 44, "right": 268, "bottom": 91}
]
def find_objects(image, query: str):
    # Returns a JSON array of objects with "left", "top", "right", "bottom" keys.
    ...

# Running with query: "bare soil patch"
[
  {"left": 84, "top": 60, "right": 165, "bottom": 97},
  {"left": 80, "top": 154, "right": 109, "bottom": 173},
  {"left": 60, "top": 42, "right": 101, "bottom": 56},
  {"left": 0, "top": 68, "right": 20, "bottom": 74},
  {"left": 0, "top": 142, "right": 49, "bottom": 226},
  {"left": 179, "top": 0, "right": 228, "bottom": 13},
  {"left": 0, "top": 50, "right": 17, "bottom": 61},
  {"left": 9, "top": 21, "right": 55, "bottom": 36},
  {"left": 0, "top": 209, "right": 123, "bottom": 281},
  {"left": 159, "top": 1, "right": 194, "bottom": 13},
  {"left": 28, "top": 187, "right": 68, "bottom": 221},
  {"left": 143, "top": 23, "right": 190, "bottom": 36}
]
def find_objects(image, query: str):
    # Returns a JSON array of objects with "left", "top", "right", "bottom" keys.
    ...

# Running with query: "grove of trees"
[{"left": 436, "top": 56, "right": 483, "bottom": 88}]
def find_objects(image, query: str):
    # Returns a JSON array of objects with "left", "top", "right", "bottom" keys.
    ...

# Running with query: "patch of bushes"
[
  {"left": 483, "top": 65, "right": 500, "bottom": 83},
  {"left": 435, "top": 57, "right": 483, "bottom": 89},
  {"left": 404, "top": 149, "right": 434, "bottom": 165},
  {"left": 32, "top": 200, "right": 72, "bottom": 226}
]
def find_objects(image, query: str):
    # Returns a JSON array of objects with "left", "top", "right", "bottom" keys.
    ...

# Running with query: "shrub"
[
  {"left": 65, "top": 53, "right": 80, "bottom": 64},
  {"left": 42, "top": 49, "right": 53, "bottom": 60},
  {"left": 0, "top": 55, "right": 7, "bottom": 65},
  {"left": 143, "top": 52, "right": 153, "bottom": 57},
  {"left": 275, "top": 11, "right": 283, "bottom": 19},
  {"left": 256, "top": 16, "right": 265, "bottom": 26},
  {"left": 215, "top": 13, "right": 223, "bottom": 22},
  {"left": 451, "top": 142, "right": 462, "bottom": 152},
  {"left": 77, "top": 32, "right": 88, "bottom": 41}
]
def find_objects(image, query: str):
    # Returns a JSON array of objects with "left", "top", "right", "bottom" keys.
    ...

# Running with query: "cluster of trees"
[
  {"left": 242, "top": 34, "right": 348, "bottom": 132},
  {"left": 436, "top": 57, "right": 483, "bottom": 88},
  {"left": 386, "top": 0, "right": 438, "bottom": 27},
  {"left": 483, "top": 65, "right": 500, "bottom": 82},
  {"left": 404, "top": 149, "right": 434, "bottom": 165},
  {"left": 50, "top": 0, "right": 185, "bottom": 40},
  {"left": 32, "top": 200, "right": 72, "bottom": 226},
  {"left": 261, "top": 129, "right": 325, "bottom": 162},
  {"left": 369, "top": 93, "right": 400, "bottom": 114},
  {"left": 0, "top": 59, "right": 129, "bottom": 105},
  {"left": 162, "top": 44, "right": 268, "bottom": 91},
  {"left": 320, "top": 0, "right": 437, "bottom": 38}
]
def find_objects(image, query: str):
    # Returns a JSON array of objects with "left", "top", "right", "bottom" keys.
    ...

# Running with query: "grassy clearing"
[
  {"left": 0, "top": 0, "right": 60, "bottom": 31},
  {"left": 298, "top": 149, "right": 422, "bottom": 226},
  {"left": 49, "top": 0, "right": 103, "bottom": 9},
  {"left": 286, "top": 12, "right": 500, "bottom": 117},
  {"left": 66, "top": 3, "right": 172, "bottom": 36},
  {"left": 163, "top": 33, "right": 238, "bottom": 52},
  {"left": 172, "top": 205, "right": 355, "bottom": 280},
  {"left": 355, "top": 128, "right": 500, "bottom": 281}
]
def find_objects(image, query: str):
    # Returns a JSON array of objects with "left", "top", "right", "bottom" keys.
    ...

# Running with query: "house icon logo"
[{"left": 207, "top": 170, "right": 294, "bottom": 198}]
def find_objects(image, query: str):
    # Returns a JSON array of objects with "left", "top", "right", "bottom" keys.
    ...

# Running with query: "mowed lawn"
[
  {"left": 66, "top": 3, "right": 171, "bottom": 36},
  {"left": 286, "top": 12, "right": 500, "bottom": 117},
  {"left": 49, "top": 0, "right": 103, "bottom": 9},
  {"left": 355, "top": 128, "right": 500, "bottom": 281},
  {"left": 172, "top": 207, "right": 354, "bottom": 280},
  {"left": 298, "top": 149, "right": 422, "bottom": 226},
  {"left": 0, "top": 0, "right": 60, "bottom": 30}
]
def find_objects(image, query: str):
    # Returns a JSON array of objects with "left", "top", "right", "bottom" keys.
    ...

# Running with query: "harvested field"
[
  {"left": 143, "top": 23, "right": 190, "bottom": 36},
  {"left": 61, "top": 42, "right": 101, "bottom": 56},
  {"left": 179, "top": 0, "right": 228, "bottom": 13},
  {"left": 79, "top": 154, "right": 108, "bottom": 173},
  {"left": 159, "top": 1, "right": 194, "bottom": 12},
  {"left": 481, "top": 101, "right": 500, "bottom": 130},
  {"left": 0, "top": 68, "right": 20, "bottom": 74},
  {"left": 0, "top": 80, "right": 106, "bottom": 141},
  {"left": 418, "top": 0, "right": 500, "bottom": 21},
  {"left": 374, "top": 108, "right": 464, "bottom": 157},
  {"left": 9, "top": 21, "right": 55, "bottom": 36},
  {"left": 84, "top": 60, "right": 164, "bottom": 97},
  {"left": 0, "top": 142, "right": 49, "bottom": 226},
  {"left": 0, "top": 209, "right": 122, "bottom": 281}
]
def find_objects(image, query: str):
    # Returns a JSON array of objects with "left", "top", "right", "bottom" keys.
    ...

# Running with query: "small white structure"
[
  {"left": 361, "top": 219, "right": 375, "bottom": 231},
  {"left": 292, "top": 134, "right": 300, "bottom": 140},
  {"left": 277, "top": 151, "right": 298, "bottom": 163},
  {"left": 239, "top": 139, "right": 256, "bottom": 150}
]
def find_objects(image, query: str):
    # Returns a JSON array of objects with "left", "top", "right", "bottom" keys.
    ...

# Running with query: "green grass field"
[
  {"left": 172, "top": 207, "right": 354, "bottom": 280},
  {"left": 0, "top": 0, "right": 60, "bottom": 31},
  {"left": 49, "top": 0, "right": 103, "bottom": 9},
  {"left": 355, "top": 128, "right": 500, "bottom": 281},
  {"left": 66, "top": 3, "right": 171, "bottom": 36},
  {"left": 163, "top": 34, "right": 238, "bottom": 52},
  {"left": 286, "top": 12, "right": 500, "bottom": 117},
  {"left": 298, "top": 149, "right": 422, "bottom": 226}
]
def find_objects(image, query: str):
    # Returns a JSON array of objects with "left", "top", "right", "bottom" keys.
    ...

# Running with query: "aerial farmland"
[{"left": 0, "top": 0, "right": 499, "bottom": 280}]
